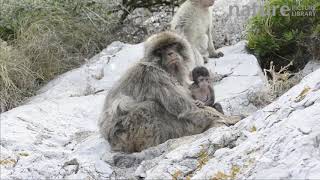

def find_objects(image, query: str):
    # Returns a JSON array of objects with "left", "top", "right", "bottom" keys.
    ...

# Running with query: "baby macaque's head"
[{"left": 192, "top": 66, "right": 211, "bottom": 89}]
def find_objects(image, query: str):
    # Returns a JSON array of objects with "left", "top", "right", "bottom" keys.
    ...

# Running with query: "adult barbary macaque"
[
  {"left": 171, "top": 0, "right": 224, "bottom": 64},
  {"left": 99, "top": 31, "right": 234, "bottom": 153}
]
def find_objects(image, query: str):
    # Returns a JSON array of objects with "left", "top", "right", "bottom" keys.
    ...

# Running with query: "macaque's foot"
[
  {"left": 217, "top": 51, "right": 224, "bottom": 57},
  {"left": 209, "top": 51, "right": 224, "bottom": 58},
  {"left": 204, "top": 57, "right": 209, "bottom": 64}
]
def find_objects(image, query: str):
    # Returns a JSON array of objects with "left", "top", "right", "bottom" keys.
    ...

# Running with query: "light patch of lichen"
[
  {"left": 172, "top": 170, "right": 182, "bottom": 180},
  {"left": 295, "top": 86, "right": 311, "bottom": 102},
  {"left": 197, "top": 149, "right": 209, "bottom": 170},
  {"left": 250, "top": 126, "right": 257, "bottom": 132},
  {"left": 18, "top": 152, "right": 29, "bottom": 157},
  {"left": 171, "top": 146, "right": 210, "bottom": 179},
  {"left": 211, "top": 171, "right": 229, "bottom": 180},
  {"left": 230, "top": 165, "right": 240, "bottom": 179},
  {"left": 211, "top": 165, "right": 241, "bottom": 180},
  {"left": 0, "top": 159, "right": 16, "bottom": 166}
]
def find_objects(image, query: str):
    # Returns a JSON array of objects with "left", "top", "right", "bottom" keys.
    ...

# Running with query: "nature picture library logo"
[{"left": 228, "top": 0, "right": 317, "bottom": 17}]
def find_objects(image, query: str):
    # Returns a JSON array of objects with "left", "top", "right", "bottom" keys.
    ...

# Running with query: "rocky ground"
[{"left": 2, "top": 0, "right": 319, "bottom": 178}]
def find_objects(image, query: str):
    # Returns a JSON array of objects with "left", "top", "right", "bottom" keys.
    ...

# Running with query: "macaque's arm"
[
  {"left": 207, "top": 9, "right": 224, "bottom": 58},
  {"left": 207, "top": 10, "right": 217, "bottom": 56},
  {"left": 208, "top": 29, "right": 217, "bottom": 55},
  {"left": 141, "top": 67, "right": 195, "bottom": 116},
  {"left": 205, "top": 86, "right": 215, "bottom": 106}
]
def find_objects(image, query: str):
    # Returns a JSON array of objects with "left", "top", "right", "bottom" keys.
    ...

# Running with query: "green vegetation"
[
  {"left": 247, "top": 0, "right": 320, "bottom": 71},
  {"left": 0, "top": 0, "right": 119, "bottom": 111}
]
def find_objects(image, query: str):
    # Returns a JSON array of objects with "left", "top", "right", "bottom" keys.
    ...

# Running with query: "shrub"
[{"left": 247, "top": 0, "right": 320, "bottom": 72}]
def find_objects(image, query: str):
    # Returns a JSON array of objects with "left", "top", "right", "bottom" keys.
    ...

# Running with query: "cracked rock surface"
[
  {"left": 136, "top": 69, "right": 320, "bottom": 179},
  {"left": 1, "top": 41, "right": 271, "bottom": 179},
  {"left": 208, "top": 41, "right": 268, "bottom": 116}
]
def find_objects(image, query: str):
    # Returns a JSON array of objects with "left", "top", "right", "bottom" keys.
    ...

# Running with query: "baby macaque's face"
[
  {"left": 201, "top": 0, "right": 215, "bottom": 7},
  {"left": 197, "top": 76, "right": 210, "bottom": 89}
]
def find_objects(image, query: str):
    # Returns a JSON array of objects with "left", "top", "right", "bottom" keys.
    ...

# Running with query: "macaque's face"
[
  {"left": 201, "top": 0, "right": 215, "bottom": 7},
  {"left": 197, "top": 76, "right": 210, "bottom": 89},
  {"left": 157, "top": 43, "right": 183, "bottom": 70}
]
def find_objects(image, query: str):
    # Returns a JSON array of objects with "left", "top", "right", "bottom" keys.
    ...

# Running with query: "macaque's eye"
[
  {"left": 170, "top": 42, "right": 178, "bottom": 47},
  {"left": 154, "top": 49, "right": 164, "bottom": 57},
  {"left": 168, "top": 43, "right": 182, "bottom": 51},
  {"left": 198, "top": 76, "right": 210, "bottom": 83},
  {"left": 198, "top": 77, "right": 205, "bottom": 82},
  {"left": 175, "top": 44, "right": 183, "bottom": 51}
]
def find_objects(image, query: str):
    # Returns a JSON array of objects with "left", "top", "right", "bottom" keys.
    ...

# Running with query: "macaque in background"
[{"left": 171, "top": 0, "right": 224, "bottom": 65}]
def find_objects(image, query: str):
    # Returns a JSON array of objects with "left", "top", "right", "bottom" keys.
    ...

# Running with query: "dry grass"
[
  {"left": 0, "top": 40, "right": 38, "bottom": 112},
  {"left": 0, "top": 0, "right": 120, "bottom": 112},
  {"left": 264, "top": 61, "right": 303, "bottom": 98},
  {"left": 249, "top": 61, "right": 303, "bottom": 108}
]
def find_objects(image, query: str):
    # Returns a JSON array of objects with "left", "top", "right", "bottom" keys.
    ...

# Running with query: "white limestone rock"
[{"left": 207, "top": 41, "right": 268, "bottom": 116}]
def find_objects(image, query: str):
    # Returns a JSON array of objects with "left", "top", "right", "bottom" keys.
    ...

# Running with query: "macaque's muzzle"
[
  {"left": 167, "top": 58, "right": 179, "bottom": 66},
  {"left": 166, "top": 50, "right": 180, "bottom": 67},
  {"left": 199, "top": 81, "right": 209, "bottom": 89}
]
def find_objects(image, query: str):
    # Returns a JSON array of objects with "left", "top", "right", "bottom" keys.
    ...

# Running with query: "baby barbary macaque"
[
  {"left": 189, "top": 66, "right": 224, "bottom": 114},
  {"left": 171, "top": 0, "right": 224, "bottom": 65}
]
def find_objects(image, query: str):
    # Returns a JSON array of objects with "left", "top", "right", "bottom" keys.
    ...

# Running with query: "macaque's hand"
[
  {"left": 209, "top": 51, "right": 224, "bottom": 58},
  {"left": 194, "top": 100, "right": 205, "bottom": 108}
]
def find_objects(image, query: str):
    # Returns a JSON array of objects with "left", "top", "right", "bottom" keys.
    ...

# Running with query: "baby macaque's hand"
[{"left": 195, "top": 100, "right": 205, "bottom": 108}]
